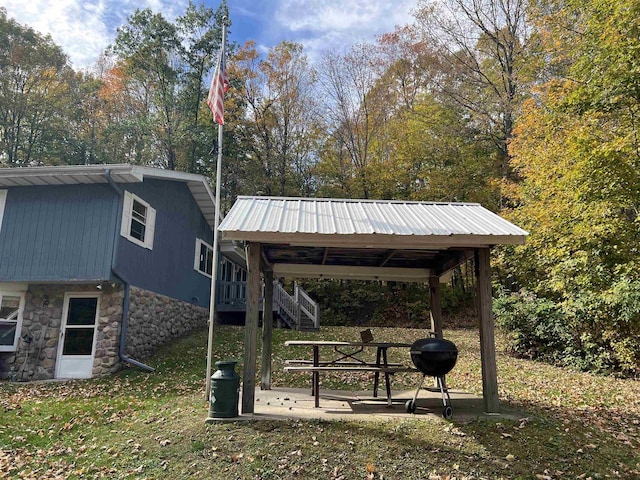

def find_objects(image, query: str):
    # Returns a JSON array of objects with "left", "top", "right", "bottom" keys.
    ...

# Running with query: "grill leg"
[
  {"left": 405, "top": 375, "right": 426, "bottom": 413},
  {"left": 437, "top": 376, "right": 453, "bottom": 419},
  {"left": 413, "top": 375, "right": 426, "bottom": 404},
  {"left": 437, "top": 376, "right": 448, "bottom": 407}
]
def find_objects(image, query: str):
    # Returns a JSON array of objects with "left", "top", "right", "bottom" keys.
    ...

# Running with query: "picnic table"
[{"left": 284, "top": 340, "right": 418, "bottom": 407}]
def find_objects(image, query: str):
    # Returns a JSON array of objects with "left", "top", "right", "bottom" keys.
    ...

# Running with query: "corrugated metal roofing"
[
  {"left": 219, "top": 196, "right": 528, "bottom": 244},
  {"left": 0, "top": 164, "right": 216, "bottom": 227}
]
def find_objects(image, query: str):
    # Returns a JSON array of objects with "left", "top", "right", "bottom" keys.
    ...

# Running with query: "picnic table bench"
[{"left": 284, "top": 340, "right": 418, "bottom": 407}]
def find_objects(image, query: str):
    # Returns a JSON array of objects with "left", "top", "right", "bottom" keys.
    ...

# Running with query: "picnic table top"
[{"left": 284, "top": 340, "right": 412, "bottom": 348}]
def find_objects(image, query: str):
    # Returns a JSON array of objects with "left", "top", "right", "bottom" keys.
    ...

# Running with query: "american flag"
[{"left": 206, "top": 50, "right": 230, "bottom": 125}]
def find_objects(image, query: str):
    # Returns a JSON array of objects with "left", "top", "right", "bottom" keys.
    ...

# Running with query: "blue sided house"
[{"left": 0, "top": 164, "right": 217, "bottom": 380}]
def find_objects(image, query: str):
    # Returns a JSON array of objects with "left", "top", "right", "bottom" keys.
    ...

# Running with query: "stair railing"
[
  {"left": 217, "top": 274, "right": 319, "bottom": 330},
  {"left": 272, "top": 281, "right": 319, "bottom": 330},
  {"left": 294, "top": 282, "right": 319, "bottom": 329},
  {"left": 273, "top": 282, "right": 299, "bottom": 329}
]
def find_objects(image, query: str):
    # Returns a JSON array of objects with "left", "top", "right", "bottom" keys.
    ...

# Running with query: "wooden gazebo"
[{"left": 217, "top": 196, "right": 528, "bottom": 414}]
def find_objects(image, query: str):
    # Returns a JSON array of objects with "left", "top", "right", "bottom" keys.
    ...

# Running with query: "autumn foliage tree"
[
  {"left": 412, "top": 0, "right": 536, "bottom": 195},
  {"left": 230, "top": 41, "right": 321, "bottom": 197},
  {"left": 495, "top": 0, "right": 640, "bottom": 375},
  {"left": 0, "top": 9, "right": 81, "bottom": 166}
]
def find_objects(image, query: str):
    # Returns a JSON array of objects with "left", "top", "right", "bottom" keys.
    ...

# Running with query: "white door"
[{"left": 55, "top": 294, "right": 100, "bottom": 379}]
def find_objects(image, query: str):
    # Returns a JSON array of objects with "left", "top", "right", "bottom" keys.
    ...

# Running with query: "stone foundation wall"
[
  {"left": 125, "top": 286, "right": 209, "bottom": 360},
  {"left": 0, "top": 284, "right": 123, "bottom": 381},
  {"left": 0, "top": 283, "right": 208, "bottom": 381}
]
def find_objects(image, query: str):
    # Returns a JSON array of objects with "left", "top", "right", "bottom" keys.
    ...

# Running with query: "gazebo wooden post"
[
  {"left": 429, "top": 276, "right": 443, "bottom": 339},
  {"left": 429, "top": 276, "right": 444, "bottom": 388},
  {"left": 475, "top": 247, "right": 499, "bottom": 413},
  {"left": 241, "top": 242, "right": 262, "bottom": 414},
  {"left": 261, "top": 268, "right": 274, "bottom": 390}
]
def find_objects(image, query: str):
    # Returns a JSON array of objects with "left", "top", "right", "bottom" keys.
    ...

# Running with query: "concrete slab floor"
[{"left": 205, "top": 387, "right": 524, "bottom": 423}]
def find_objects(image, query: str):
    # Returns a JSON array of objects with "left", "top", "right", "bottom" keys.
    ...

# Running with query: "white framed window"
[
  {"left": 121, "top": 191, "right": 156, "bottom": 250},
  {"left": 194, "top": 238, "right": 214, "bottom": 277},
  {"left": 0, "top": 190, "right": 7, "bottom": 234},
  {"left": 0, "top": 291, "right": 25, "bottom": 352}
]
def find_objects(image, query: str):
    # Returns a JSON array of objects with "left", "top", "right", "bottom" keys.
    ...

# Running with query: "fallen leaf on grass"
[
  {"left": 445, "top": 426, "right": 466, "bottom": 437},
  {"left": 231, "top": 453, "right": 243, "bottom": 462}
]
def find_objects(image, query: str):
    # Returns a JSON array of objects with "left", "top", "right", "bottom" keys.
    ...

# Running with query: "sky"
[{"left": 0, "top": 0, "right": 421, "bottom": 70}]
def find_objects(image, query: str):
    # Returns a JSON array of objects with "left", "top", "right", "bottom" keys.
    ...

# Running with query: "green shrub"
[
  {"left": 494, "top": 281, "right": 640, "bottom": 377},
  {"left": 565, "top": 279, "right": 640, "bottom": 375},
  {"left": 493, "top": 288, "right": 571, "bottom": 362}
]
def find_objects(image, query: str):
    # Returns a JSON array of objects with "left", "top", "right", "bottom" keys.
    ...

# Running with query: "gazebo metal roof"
[
  {"left": 220, "top": 196, "right": 527, "bottom": 240},
  {"left": 219, "top": 196, "right": 527, "bottom": 282}
]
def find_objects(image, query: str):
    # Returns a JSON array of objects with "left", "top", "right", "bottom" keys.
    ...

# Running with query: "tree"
[
  {"left": 108, "top": 9, "right": 183, "bottom": 169},
  {"left": 371, "top": 97, "right": 500, "bottom": 206},
  {"left": 106, "top": 3, "right": 230, "bottom": 173},
  {"left": 504, "top": 0, "right": 640, "bottom": 296},
  {"left": 0, "top": 9, "right": 78, "bottom": 166},
  {"left": 90, "top": 57, "right": 150, "bottom": 165},
  {"left": 177, "top": 0, "right": 228, "bottom": 174},
  {"left": 231, "top": 41, "right": 321, "bottom": 197},
  {"left": 317, "top": 44, "right": 388, "bottom": 199},
  {"left": 360, "top": 26, "right": 501, "bottom": 206},
  {"left": 412, "top": 0, "right": 536, "bottom": 182},
  {"left": 494, "top": 0, "right": 640, "bottom": 375}
]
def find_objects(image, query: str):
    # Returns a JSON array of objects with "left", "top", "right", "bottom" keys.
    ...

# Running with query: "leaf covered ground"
[{"left": 1, "top": 325, "right": 639, "bottom": 479}]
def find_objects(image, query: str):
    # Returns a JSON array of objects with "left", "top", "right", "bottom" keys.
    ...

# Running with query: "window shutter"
[
  {"left": 144, "top": 205, "right": 156, "bottom": 250},
  {"left": 121, "top": 191, "right": 133, "bottom": 238}
]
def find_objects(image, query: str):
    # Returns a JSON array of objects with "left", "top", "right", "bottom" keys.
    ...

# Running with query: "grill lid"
[
  {"left": 410, "top": 338, "right": 457, "bottom": 355},
  {"left": 410, "top": 337, "right": 458, "bottom": 377}
]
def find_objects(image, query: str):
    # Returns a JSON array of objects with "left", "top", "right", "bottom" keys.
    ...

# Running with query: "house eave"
[{"left": 0, "top": 164, "right": 217, "bottom": 228}]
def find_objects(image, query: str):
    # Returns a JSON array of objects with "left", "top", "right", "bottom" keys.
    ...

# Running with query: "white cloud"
[
  {"left": 0, "top": 0, "right": 188, "bottom": 70},
  {"left": 0, "top": 0, "right": 420, "bottom": 69},
  {"left": 277, "top": 1, "right": 405, "bottom": 33},
  {"left": 272, "top": 0, "right": 418, "bottom": 59}
]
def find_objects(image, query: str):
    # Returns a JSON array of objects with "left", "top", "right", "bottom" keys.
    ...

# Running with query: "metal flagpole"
[{"left": 205, "top": 18, "right": 228, "bottom": 402}]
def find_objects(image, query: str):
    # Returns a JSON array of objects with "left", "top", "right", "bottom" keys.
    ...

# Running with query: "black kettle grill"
[{"left": 406, "top": 337, "right": 458, "bottom": 418}]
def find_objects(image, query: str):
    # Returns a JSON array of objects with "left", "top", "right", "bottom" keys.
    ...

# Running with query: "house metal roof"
[
  {"left": 219, "top": 196, "right": 528, "bottom": 281},
  {"left": 0, "top": 164, "right": 216, "bottom": 227}
]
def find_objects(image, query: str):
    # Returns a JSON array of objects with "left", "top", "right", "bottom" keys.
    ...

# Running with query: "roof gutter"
[{"left": 105, "top": 169, "right": 155, "bottom": 372}]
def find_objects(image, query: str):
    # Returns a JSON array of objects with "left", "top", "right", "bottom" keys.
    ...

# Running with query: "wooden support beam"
[
  {"left": 379, "top": 250, "right": 396, "bottom": 267},
  {"left": 261, "top": 268, "right": 274, "bottom": 390},
  {"left": 241, "top": 242, "right": 261, "bottom": 414},
  {"left": 273, "top": 263, "right": 433, "bottom": 282},
  {"left": 435, "top": 249, "right": 475, "bottom": 276},
  {"left": 476, "top": 247, "right": 499, "bottom": 413},
  {"left": 429, "top": 276, "right": 443, "bottom": 339},
  {"left": 261, "top": 250, "right": 272, "bottom": 270},
  {"left": 321, "top": 247, "right": 329, "bottom": 265}
]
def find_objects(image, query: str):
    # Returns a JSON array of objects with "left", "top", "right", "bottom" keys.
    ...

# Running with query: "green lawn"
[{"left": 1, "top": 325, "right": 639, "bottom": 479}]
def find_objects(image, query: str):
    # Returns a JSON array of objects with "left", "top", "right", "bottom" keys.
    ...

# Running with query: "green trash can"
[{"left": 209, "top": 360, "right": 240, "bottom": 418}]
